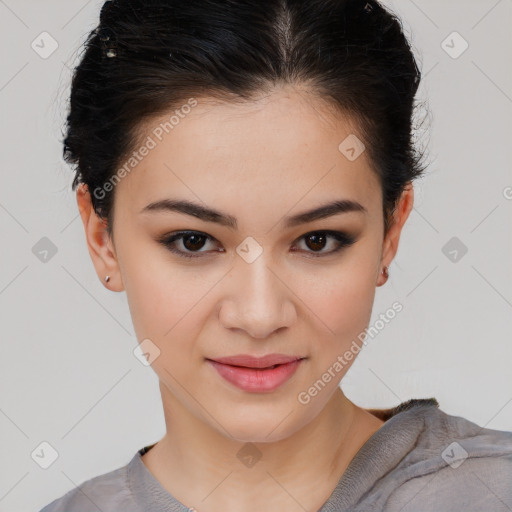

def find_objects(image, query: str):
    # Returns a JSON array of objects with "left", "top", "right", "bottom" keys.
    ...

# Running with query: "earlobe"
[
  {"left": 376, "top": 265, "right": 389, "bottom": 287},
  {"left": 76, "top": 184, "right": 124, "bottom": 291}
]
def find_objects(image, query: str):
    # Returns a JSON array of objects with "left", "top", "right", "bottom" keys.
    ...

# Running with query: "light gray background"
[{"left": 0, "top": 1, "right": 511, "bottom": 511}]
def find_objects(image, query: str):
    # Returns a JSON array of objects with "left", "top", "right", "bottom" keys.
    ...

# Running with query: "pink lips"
[{"left": 206, "top": 354, "right": 305, "bottom": 393}]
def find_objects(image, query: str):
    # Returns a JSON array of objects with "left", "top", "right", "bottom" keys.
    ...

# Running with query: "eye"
[
  {"left": 158, "top": 231, "right": 221, "bottom": 259},
  {"left": 157, "top": 230, "right": 357, "bottom": 260},
  {"left": 291, "top": 230, "right": 357, "bottom": 257}
]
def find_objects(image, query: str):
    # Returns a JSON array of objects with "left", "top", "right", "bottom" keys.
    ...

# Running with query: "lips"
[
  {"left": 206, "top": 353, "right": 304, "bottom": 369},
  {"left": 205, "top": 354, "right": 306, "bottom": 392}
]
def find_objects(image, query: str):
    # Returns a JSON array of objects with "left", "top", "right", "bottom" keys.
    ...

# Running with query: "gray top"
[{"left": 39, "top": 398, "right": 512, "bottom": 511}]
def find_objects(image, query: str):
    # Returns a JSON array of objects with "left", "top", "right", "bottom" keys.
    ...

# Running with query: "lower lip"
[{"left": 206, "top": 359, "right": 303, "bottom": 393}]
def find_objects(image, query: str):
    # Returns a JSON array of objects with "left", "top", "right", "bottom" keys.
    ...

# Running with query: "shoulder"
[
  {"left": 385, "top": 403, "right": 512, "bottom": 511},
  {"left": 39, "top": 456, "right": 138, "bottom": 512}
]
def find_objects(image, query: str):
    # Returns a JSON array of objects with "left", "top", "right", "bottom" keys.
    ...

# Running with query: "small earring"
[
  {"left": 105, "top": 275, "right": 110, "bottom": 283},
  {"left": 381, "top": 266, "right": 389, "bottom": 278}
]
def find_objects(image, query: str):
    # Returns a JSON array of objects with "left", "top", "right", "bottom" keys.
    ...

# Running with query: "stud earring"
[
  {"left": 381, "top": 266, "right": 389, "bottom": 279},
  {"left": 105, "top": 275, "right": 111, "bottom": 283}
]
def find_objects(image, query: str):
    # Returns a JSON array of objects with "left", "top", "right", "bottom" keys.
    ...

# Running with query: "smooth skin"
[{"left": 77, "top": 84, "right": 413, "bottom": 512}]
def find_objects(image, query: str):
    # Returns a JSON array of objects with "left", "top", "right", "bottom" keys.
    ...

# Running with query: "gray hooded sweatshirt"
[{"left": 39, "top": 398, "right": 512, "bottom": 511}]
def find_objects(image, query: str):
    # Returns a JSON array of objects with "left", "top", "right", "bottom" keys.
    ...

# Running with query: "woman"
[{"left": 40, "top": 0, "right": 512, "bottom": 510}]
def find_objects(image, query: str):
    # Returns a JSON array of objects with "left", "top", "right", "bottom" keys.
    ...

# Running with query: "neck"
[{"left": 141, "top": 383, "right": 384, "bottom": 512}]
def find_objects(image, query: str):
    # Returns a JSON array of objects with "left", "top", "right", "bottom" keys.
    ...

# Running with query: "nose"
[{"left": 218, "top": 254, "right": 297, "bottom": 339}]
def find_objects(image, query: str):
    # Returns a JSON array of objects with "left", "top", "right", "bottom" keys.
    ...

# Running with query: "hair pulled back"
[{"left": 63, "top": 0, "right": 428, "bottom": 237}]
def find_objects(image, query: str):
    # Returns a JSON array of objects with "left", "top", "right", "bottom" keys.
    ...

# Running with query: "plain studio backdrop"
[{"left": 0, "top": 0, "right": 511, "bottom": 511}]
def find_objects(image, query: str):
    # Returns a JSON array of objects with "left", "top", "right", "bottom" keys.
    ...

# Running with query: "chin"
[{"left": 215, "top": 412, "right": 306, "bottom": 445}]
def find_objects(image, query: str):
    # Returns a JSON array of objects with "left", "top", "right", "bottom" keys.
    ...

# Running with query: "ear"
[
  {"left": 377, "top": 182, "right": 414, "bottom": 287},
  {"left": 76, "top": 183, "right": 124, "bottom": 291}
]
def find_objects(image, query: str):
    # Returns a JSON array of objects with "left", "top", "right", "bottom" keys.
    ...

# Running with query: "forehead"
[{"left": 115, "top": 87, "right": 381, "bottom": 217}]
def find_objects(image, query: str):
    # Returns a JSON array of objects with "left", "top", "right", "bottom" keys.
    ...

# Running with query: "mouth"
[
  {"left": 206, "top": 354, "right": 306, "bottom": 369},
  {"left": 205, "top": 355, "right": 306, "bottom": 393}
]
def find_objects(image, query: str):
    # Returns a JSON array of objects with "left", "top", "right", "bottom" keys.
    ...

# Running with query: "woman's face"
[{"left": 82, "top": 86, "right": 411, "bottom": 442}]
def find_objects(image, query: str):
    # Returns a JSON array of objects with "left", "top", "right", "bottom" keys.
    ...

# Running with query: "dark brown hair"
[{"left": 63, "top": 0, "right": 429, "bottom": 238}]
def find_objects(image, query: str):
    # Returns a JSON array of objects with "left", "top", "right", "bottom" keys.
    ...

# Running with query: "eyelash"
[{"left": 157, "top": 230, "right": 357, "bottom": 260}]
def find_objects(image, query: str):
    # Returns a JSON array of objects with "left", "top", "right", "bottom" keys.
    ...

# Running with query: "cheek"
[
  {"left": 297, "top": 253, "right": 379, "bottom": 356},
  {"left": 124, "top": 270, "right": 211, "bottom": 384},
  {"left": 118, "top": 236, "right": 211, "bottom": 347},
  {"left": 301, "top": 277, "right": 376, "bottom": 341},
  {"left": 328, "top": 277, "right": 376, "bottom": 340},
  {"left": 127, "top": 269, "right": 210, "bottom": 343}
]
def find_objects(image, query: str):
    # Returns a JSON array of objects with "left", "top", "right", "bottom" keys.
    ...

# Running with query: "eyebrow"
[{"left": 140, "top": 198, "right": 367, "bottom": 229}]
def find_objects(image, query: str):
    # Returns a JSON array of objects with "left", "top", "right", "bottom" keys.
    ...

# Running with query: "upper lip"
[{"left": 207, "top": 354, "right": 305, "bottom": 369}]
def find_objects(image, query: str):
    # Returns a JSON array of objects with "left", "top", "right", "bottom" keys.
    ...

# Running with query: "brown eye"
[
  {"left": 181, "top": 233, "right": 208, "bottom": 251},
  {"left": 158, "top": 231, "right": 221, "bottom": 259},
  {"left": 304, "top": 233, "right": 328, "bottom": 252},
  {"left": 294, "top": 230, "right": 357, "bottom": 257}
]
